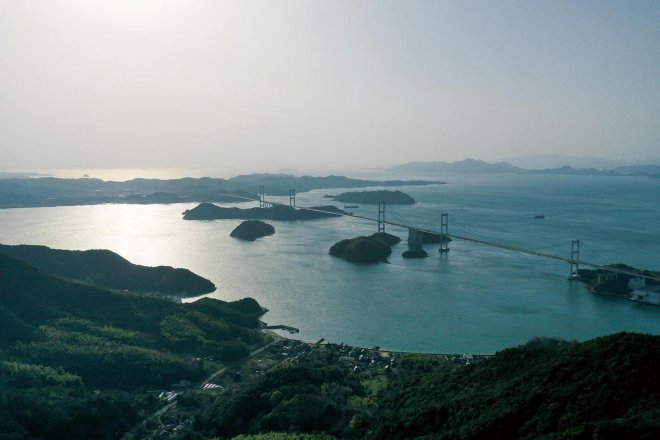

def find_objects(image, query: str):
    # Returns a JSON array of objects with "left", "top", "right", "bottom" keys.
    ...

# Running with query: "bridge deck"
[{"left": 217, "top": 193, "right": 660, "bottom": 282}]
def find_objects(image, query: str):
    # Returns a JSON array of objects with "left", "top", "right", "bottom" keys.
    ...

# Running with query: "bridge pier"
[
  {"left": 439, "top": 213, "right": 449, "bottom": 253},
  {"left": 289, "top": 189, "right": 296, "bottom": 208},
  {"left": 569, "top": 239, "right": 580, "bottom": 279},
  {"left": 377, "top": 202, "right": 385, "bottom": 233}
]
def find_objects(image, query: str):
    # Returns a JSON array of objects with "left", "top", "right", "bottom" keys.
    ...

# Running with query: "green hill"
[
  {"left": 373, "top": 333, "right": 660, "bottom": 439},
  {"left": 189, "top": 333, "right": 660, "bottom": 439},
  {"left": 0, "top": 243, "right": 215, "bottom": 298}
]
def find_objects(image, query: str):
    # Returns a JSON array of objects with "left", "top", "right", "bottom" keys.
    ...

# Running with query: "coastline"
[{"left": 262, "top": 327, "right": 494, "bottom": 358}]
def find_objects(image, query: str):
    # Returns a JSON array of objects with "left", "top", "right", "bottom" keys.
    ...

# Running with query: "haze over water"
[{"left": 1, "top": 173, "right": 658, "bottom": 353}]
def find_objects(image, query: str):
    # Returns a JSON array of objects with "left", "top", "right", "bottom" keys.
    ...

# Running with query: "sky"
[{"left": 1, "top": 0, "right": 659, "bottom": 174}]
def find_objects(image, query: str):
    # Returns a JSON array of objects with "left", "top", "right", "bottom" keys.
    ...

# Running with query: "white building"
[{"left": 631, "top": 284, "right": 660, "bottom": 306}]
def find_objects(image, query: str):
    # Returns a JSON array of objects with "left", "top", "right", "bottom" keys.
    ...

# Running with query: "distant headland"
[
  {"left": 183, "top": 203, "right": 346, "bottom": 221},
  {"left": 0, "top": 173, "right": 441, "bottom": 209},
  {"left": 0, "top": 243, "right": 216, "bottom": 299},
  {"left": 387, "top": 158, "right": 660, "bottom": 177}
]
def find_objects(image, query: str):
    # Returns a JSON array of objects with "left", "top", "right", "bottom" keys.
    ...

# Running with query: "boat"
[
  {"left": 344, "top": 205, "right": 359, "bottom": 209},
  {"left": 533, "top": 215, "right": 545, "bottom": 219}
]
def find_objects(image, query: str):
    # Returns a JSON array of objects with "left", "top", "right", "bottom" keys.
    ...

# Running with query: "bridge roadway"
[{"left": 217, "top": 193, "right": 660, "bottom": 283}]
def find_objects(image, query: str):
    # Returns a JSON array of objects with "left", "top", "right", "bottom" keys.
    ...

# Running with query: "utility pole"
[
  {"left": 439, "top": 213, "right": 449, "bottom": 253},
  {"left": 569, "top": 239, "right": 580, "bottom": 279},
  {"left": 378, "top": 202, "right": 385, "bottom": 234}
]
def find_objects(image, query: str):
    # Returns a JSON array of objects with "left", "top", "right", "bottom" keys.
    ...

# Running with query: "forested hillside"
[
  {"left": 183, "top": 334, "right": 660, "bottom": 440},
  {"left": 0, "top": 252, "right": 267, "bottom": 438}
]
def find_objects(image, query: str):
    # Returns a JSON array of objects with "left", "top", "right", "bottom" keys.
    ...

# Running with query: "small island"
[
  {"left": 402, "top": 249, "right": 429, "bottom": 259},
  {"left": 183, "top": 203, "right": 346, "bottom": 221},
  {"left": 329, "top": 236, "right": 392, "bottom": 264},
  {"left": 325, "top": 190, "right": 416, "bottom": 205},
  {"left": 230, "top": 220, "right": 275, "bottom": 241}
]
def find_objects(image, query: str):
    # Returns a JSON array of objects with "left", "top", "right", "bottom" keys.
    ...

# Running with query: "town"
[{"left": 141, "top": 334, "right": 491, "bottom": 439}]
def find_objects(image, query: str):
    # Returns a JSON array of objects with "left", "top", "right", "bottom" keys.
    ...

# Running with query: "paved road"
[
  {"left": 122, "top": 338, "right": 280, "bottom": 439},
  {"left": 121, "top": 401, "right": 176, "bottom": 440},
  {"left": 200, "top": 339, "right": 279, "bottom": 386}
]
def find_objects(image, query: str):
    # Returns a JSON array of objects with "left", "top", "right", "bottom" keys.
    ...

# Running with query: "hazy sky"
[{"left": 1, "top": 0, "right": 659, "bottom": 173}]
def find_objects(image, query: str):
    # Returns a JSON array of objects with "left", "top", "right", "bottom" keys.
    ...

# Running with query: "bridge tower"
[
  {"left": 259, "top": 186, "right": 265, "bottom": 209},
  {"left": 439, "top": 213, "right": 449, "bottom": 253},
  {"left": 569, "top": 239, "right": 580, "bottom": 279},
  {"left": 377, "top": 202, "right": 386, "bottom": 233},
  {"left": 289, "top": 189, "right": 296, "bottom": 208}
]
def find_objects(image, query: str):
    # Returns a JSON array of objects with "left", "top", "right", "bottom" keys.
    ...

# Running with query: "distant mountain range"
[
  {"left": 388, "top": 159, "right": 660, "bottom": 177},
  {"left": 524, "top": 164, "right": 660, "bottom": 176},
  {"left": 389, "top": 159, "right": 523, "bottom": 174}
]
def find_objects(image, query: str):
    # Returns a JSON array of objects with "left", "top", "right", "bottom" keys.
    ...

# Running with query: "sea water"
[{"left": 0, "top": 173, "right": 658, "bottom": 353}]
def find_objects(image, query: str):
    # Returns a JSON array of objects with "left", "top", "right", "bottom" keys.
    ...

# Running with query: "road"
[
  {"left": 200, "top": 338, "right": 279, "bottom": 386},
  {"left": 122, "top": 338, "right": 280, "bottom": 439}
]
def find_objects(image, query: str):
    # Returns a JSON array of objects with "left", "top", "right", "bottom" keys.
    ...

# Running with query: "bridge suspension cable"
[{"left": 215, "top": 192, "right": 660, "bottom": 282}]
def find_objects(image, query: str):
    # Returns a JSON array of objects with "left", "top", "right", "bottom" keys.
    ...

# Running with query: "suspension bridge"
[{"left": 218, "top": 188, "right": 660, "bottom": 284}]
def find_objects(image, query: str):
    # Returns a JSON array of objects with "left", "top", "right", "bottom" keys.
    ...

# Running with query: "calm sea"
[{"left": 1, "top": 173, "right": 658, "bottom": 353}]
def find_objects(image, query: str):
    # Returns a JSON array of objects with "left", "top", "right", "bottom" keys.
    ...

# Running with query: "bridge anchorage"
[
  {"left": 407, "top": 228, "right": 424, "bottom": 250},
  {"left": 406, "top": 213, "right": 450, "bottom": 254}
]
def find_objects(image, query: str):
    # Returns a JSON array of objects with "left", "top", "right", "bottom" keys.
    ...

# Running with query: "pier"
[{"left": 264, "top": 325, "right": 300, "bottom": 334}]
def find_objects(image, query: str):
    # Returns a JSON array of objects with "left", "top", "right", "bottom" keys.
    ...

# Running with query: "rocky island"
[
  {"left": 329, "top": 236, "right": 392, "bottom": 264},
  {"left": 230, "top": 220, "right": 276, "bottom": 241},
  {"left": 326, "top": 190, "right": 416, "bottom": 205},
  {"left": 0, "top": 243, "right": 216, "bottom": 298},
  {"left": 329, "top": 233, "right": 401, "bottom": 264},
  {"left": 183, "top": 203, "right": 347, "bottom": 221},
  {"left": 402, "top": 249, "right": 429, "bottom": 258}
]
